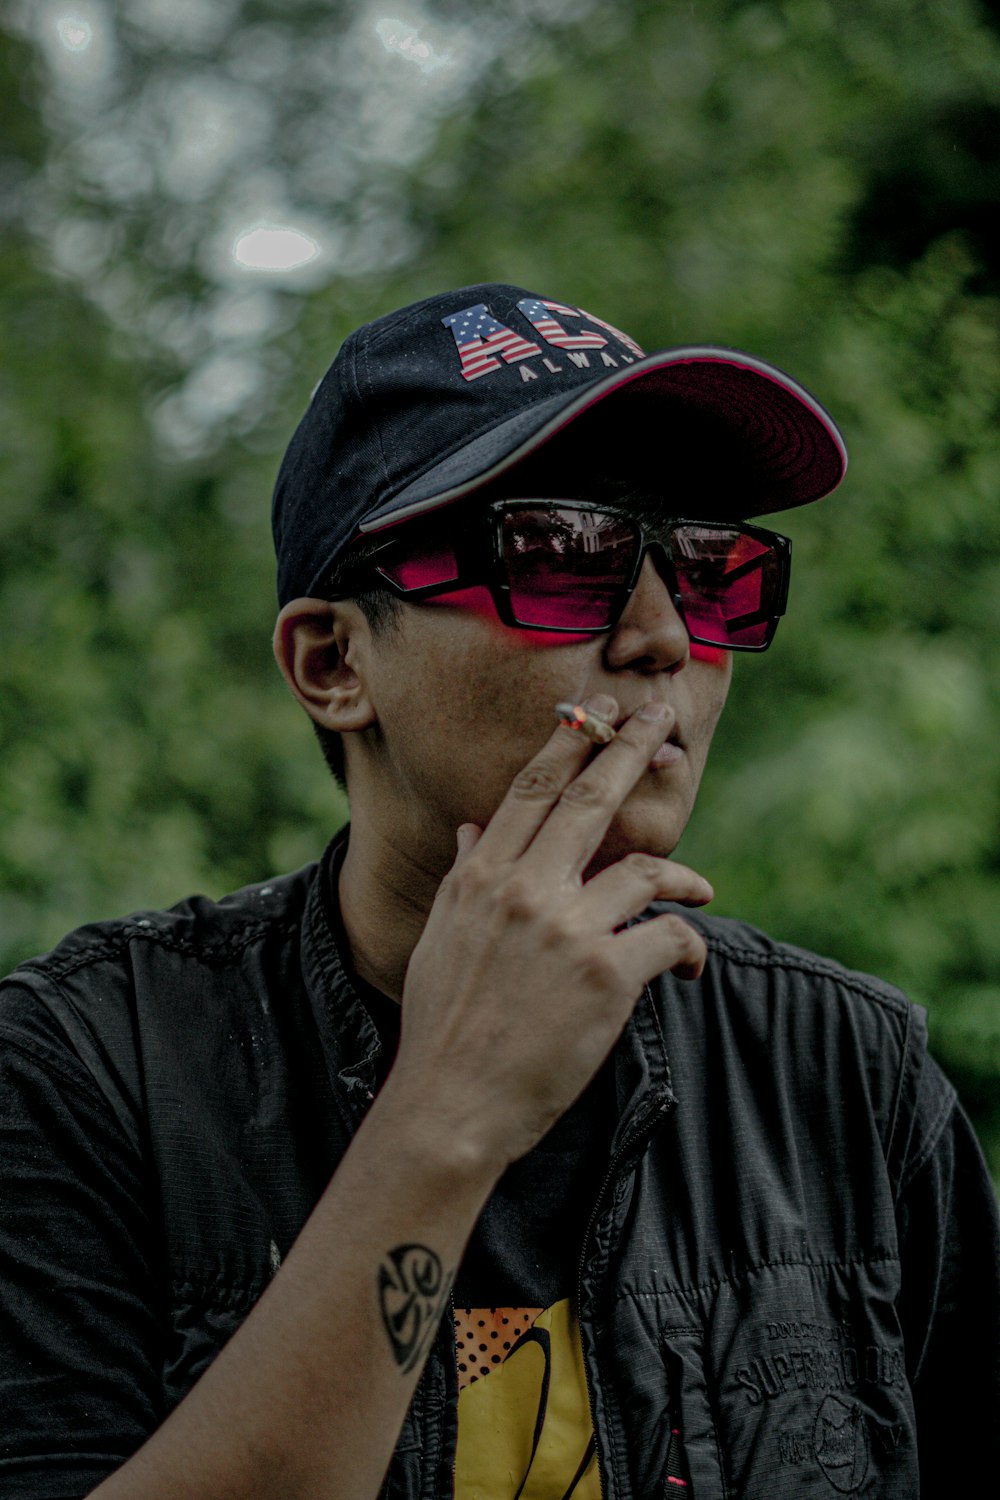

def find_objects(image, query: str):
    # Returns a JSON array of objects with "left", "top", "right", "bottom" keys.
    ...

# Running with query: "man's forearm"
[{"left": 89, "top": 1079, "right": 500, "bottom": 1500}]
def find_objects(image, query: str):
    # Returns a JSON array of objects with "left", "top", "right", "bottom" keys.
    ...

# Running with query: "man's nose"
[{"left": 603, "top": 551, "right": 690, "bottom": 675}]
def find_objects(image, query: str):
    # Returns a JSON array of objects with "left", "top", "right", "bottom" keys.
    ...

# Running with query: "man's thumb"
[{"left": 455, "top": 823, "right": 483, "bottom": 860}]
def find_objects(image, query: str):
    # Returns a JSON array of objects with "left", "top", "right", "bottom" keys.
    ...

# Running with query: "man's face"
[{"left": 350, "top": 493, "right": 733, "bottom": 875}]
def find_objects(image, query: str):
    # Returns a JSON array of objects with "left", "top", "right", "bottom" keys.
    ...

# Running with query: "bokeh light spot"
[
  {"left": 231, "top": 223, "right": 320, "bottom": 273},
  {"left": 56, "top": 15, "right": 92, "bottom": 50}
]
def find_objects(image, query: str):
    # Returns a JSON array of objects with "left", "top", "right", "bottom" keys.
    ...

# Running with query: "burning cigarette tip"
[{"left": 555, "top": 701, "right": 617, "bottom": 744}]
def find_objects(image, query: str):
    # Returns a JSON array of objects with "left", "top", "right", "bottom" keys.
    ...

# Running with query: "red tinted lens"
[
  {"left": 502, "top": 508, "right": 637, "bottom": 628},
  {"left": 671, "top": 526, "right": 777, "bottom": 647},
  {"left": 376, "top": 527, "right": 460, "bottom": 591}
]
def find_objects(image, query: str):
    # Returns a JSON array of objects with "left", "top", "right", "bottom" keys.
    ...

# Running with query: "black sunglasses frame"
[{"left": 331, "top": 500, "right": 792, "bottom": 652}]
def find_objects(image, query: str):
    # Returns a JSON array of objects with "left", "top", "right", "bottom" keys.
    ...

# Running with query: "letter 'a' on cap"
[{"left": 271, "top": 282, "right": 848, "bottom": 606}]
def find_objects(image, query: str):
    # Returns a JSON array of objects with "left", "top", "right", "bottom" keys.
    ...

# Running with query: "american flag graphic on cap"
[
  {"left": 516, "top": 299, "right": 608, "bottom": 350},
  {"left": 441, "top": 304, "right": 542, "bottom": 382}
]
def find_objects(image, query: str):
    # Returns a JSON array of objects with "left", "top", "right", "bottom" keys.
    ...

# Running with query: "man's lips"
[
  {"left": 610, "top": 711, "right": 684, "bottom": 767},
  {"left": 649, "top": 737, "right": 683, "bottom": 768}
]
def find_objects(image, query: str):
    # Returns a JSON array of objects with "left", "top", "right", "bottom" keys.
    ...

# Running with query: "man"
[{"left": 1, "top": 283, "right": 997, "bottom": 1498}]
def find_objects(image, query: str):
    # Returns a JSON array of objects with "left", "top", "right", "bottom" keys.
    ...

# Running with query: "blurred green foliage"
[{"left": 2, "top": 1, "right": 998, "bottom": 1169}]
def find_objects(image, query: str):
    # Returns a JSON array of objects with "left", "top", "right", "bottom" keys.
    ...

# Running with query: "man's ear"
[{"left": 272, "top": 598, "right": 377, "bottom": 733}]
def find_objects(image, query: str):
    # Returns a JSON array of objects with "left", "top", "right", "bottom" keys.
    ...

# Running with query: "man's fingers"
[
  {"left": 613, "top": 909, "right": 709, "bottom": 985},
  {"left": 580, "top": 853, "right": 713, "bottom": 930},
  {"left": 472, "top": 694, "right": 619, "bottom": 862},
  {"left": 519, "top": 702, "right": 677, "bottom": 878}
]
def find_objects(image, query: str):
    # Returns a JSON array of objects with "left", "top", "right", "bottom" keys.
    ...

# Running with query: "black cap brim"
[{"left": 357, "top": 345, "right": 847, "bottom": 534}]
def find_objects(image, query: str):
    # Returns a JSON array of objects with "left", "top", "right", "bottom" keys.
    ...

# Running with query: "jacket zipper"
[
  {"left": 577, "top": 1089, "right": 675, "bottom": 1500},
  {"left": 449, "top": 1288, "right": 458, "bottom": 1498}
]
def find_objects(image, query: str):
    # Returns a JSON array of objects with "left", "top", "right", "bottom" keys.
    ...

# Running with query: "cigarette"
[{"left": 555, "top": 701, "right": 618, "bottom": 744}]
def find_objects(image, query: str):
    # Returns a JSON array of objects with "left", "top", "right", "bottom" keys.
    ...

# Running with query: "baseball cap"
[{"left": 272, "top": 282, "right": 847, "bottom": 606}]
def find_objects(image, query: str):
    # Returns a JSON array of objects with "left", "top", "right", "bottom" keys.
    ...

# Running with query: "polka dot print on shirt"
[{"left": 453, "top": 1307, "right": 543, "bottom": 1394}]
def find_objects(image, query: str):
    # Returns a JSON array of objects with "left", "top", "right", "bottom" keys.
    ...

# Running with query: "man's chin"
[{"left": 584, "top": 812, "right": 686, "bottom": 880}]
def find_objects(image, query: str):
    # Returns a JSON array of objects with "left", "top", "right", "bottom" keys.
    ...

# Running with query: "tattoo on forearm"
[{"left": 377, "top": 1244, "right": 454, "bottom": 1374}]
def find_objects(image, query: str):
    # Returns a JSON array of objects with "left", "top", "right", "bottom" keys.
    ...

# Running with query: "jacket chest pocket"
[
  {"left": 660, "top": 1262, "right": 917, "bottom": 1498},
  {"left": 661, "top": 1331, "right": 729, "bottom": 1497}
]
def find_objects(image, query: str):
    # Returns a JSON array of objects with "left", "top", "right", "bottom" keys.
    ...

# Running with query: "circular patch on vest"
[{"left": 812, "top": 1395, "right": 869, "bottom": 1492}]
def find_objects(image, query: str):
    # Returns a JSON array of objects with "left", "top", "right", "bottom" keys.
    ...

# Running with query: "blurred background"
[{"left": 2, "top": 0, "right": 998, "bottom": 1174}]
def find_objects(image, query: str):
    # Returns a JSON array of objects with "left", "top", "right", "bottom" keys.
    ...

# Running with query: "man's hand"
[{"left": 387, "top": 696, "right": 713, "bottom": 1172}]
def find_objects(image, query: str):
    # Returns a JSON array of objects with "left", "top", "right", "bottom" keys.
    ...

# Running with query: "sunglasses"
[{"left": 333, "top": 501, "right": 792, "bottom": 651}]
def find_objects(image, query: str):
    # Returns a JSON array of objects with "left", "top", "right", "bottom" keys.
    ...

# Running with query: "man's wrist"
[{"left": 370, "top": 1070, "right": 506, "bottom": 1200}]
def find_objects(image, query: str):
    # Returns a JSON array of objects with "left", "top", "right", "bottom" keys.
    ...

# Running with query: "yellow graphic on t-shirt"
[{"left": 454, "top": 1299, "right": 599, "bottom": 1499}]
